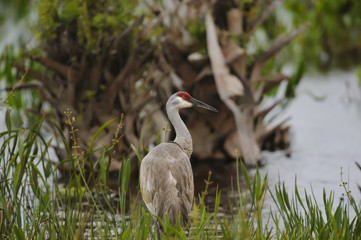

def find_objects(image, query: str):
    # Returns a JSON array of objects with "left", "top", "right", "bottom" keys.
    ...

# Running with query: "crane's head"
[{"left": 167, "top": 91, "right": 218, "bottom": 112}]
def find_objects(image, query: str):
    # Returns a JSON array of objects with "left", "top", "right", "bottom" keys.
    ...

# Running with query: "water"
[
  {"left": 258, "top": 70, "right": 361, "bottom": 213},
  {"left": 191, "top": 70, "right": 361, "bottom": 221}
]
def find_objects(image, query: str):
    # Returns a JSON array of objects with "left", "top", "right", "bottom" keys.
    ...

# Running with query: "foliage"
[
  {"left": 0, "top": 46, "right": 49, "bottom": 127},
  {"left": 37, "top": 0, "right": 139, "bottom": 54},
  {"left": 270, "top": 175, "right": 361, "bottom": 239},
  {"left": 0, "top": 0, "right": 34, "bottom": 22},
  {"left": 282, "top": 0, "right": 361, "bottom": 70}
]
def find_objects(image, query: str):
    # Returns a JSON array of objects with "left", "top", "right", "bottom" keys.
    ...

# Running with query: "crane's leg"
[{"left": 151, "top": 216, "right": 162, "bottom": 239}]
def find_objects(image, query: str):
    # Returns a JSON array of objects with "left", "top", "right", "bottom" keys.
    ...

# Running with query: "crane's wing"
[{"left": 140, "top": 142, "right": 194, "bottom": 224}]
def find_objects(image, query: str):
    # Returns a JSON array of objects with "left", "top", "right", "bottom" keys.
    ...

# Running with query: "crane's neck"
[{"left": 167, "top": 106, "right": 193, "bottom": 158}]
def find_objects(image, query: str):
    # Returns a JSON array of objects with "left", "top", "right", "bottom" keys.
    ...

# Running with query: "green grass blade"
[
  {"left": 87, "top": 117, "right": 117, "bottom": 155},
  {"left": 13, "top": 225, "right": 26, "bottom": 240}
]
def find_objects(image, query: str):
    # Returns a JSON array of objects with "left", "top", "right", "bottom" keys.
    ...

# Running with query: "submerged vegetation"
[{"left": 0, "top": 103, "right": 360, "bottom": 239}]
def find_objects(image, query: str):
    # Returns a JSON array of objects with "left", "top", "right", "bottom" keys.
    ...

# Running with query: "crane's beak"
[{"left": 190, "top": 98, "right": 218, "bottom": 113}]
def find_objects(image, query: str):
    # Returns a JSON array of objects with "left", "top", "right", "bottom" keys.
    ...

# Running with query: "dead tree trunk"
[{"left": 156, "top": 0, "right": 309, "bottom": 166}]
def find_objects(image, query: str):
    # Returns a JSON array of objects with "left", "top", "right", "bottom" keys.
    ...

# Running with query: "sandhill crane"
[{"left": 140, "top": 91, "right": 218, "bottom": 235}]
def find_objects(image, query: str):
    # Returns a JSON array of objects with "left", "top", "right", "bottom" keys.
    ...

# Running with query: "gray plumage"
[{"left": 140, "top": 92, "right": 218, "bottom": 227}]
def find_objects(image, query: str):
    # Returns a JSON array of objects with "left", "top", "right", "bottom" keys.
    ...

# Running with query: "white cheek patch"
[
  {"left": 175, "top": 96, "right": 192, "bottom": 109},
  {"left": 181, "top": 101, "right": 192, "bottom": 108}
]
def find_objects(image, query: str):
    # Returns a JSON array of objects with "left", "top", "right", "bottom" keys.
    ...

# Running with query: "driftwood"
[
  {"left": 159, "top": 0, "right": 308, "bottom": 165},
  {"left": 206, "top": 10, "right": 260, "bottom": 165}
]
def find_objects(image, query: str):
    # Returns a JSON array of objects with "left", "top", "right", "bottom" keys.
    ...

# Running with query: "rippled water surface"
[{"left": 258, "top": 70, "right": 361, "bottom": 211}]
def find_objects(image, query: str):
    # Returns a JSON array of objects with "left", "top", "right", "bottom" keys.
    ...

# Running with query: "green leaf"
[
  {"left": 5, "top": 108, "right": 11, "bottom": 131},
  {"left": 99, "top": 150, "right": 107, "bottom": 185},
  {"left": 120, "top": 158, "right": 131, "bottom": 194},
  {"left": 13, "top": 225, "right": 26, "bottom": 240},
  {"left": 87, "top": 117, "right": 117, "bottom": 155},
  {"left": 240, "top": 161, "right": 252, "bottom": 192},
  {"left": 44, "top": 159, "right": 52, "bottom": 178},
  {"left": 131, "top": 144, "right": 143, "bottom": 166},
  {"left": 285, "top": 60, "right": 305, "bottom": 99},
  {"left": 49, "top": 120, "right": 71, "bottom": 156},
  {"left": 13, "top": 162, "right": 22, "bottom": 195}
]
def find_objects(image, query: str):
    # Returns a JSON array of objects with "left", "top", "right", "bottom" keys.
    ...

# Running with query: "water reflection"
[{"left": 192, "top": 159, "right": 244, "bottom": 215}]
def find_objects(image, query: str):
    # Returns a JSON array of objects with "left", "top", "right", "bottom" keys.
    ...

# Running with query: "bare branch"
[
  {"left": 1, "top": 81, "right": 42, "bottom": 91},
  {"left": 124, "top": 113, "right": 139, "bottom": 147},
  {"left": 227, "top": 8, "right": 243, "bottom": 35},
  {"left": 256, "top": 99, "right": 283, "bottom": 120},
  {"left": 250, "top": 23, "right": 310, "bottom": 82},
  {"left": 257, "top": 117, "right": 291, "bottom": 143},
  {"left": 247, "top": 0, "right": 280, "bottom": 33},
  {"left": 117, "top": 16, "right": 145, "bottom": 43},
  {"left": 88, "top": 64, "right": 102, "bottom": 91},
  {"left": 12, "top": 63, "right": 47, "bottom": 83},
  {"left": 263, "top": 81, "right": 285, "bottom": 95},
  {"left": 258, "top": 23, "right": 310, "bottom": 64},
  {"left": 130, "top": 68, "right": 163, "bottom": 113},
  {"left": 106, "top": 46, "right": 155, "bottom": 105},
  {"left": 165, "top": 42, "right": 198, "bottom": 87},
  {"left": 32, "top": 56, "right": 80, "bottom": 81},
  {"left": 255, "top": 73, "right": 289, "bottom": 83},
  {"left": 259, "top": 74, "right": 289, "bottom": 95},
  {"left": 159, "top": 54, "right": 184, "bottom": 90}
]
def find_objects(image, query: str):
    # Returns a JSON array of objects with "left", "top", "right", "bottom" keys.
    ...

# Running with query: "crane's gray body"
[
  {"left": 140, "top": 92, "right": 217, "bottom": 226},
  {"left": 140, "top": 141, "right": 194, "bottom": 224}
]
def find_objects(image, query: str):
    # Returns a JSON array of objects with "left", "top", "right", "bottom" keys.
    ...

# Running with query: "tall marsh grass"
[{"left": 0, "top": 107, "right": 361, "bottom": 239}]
